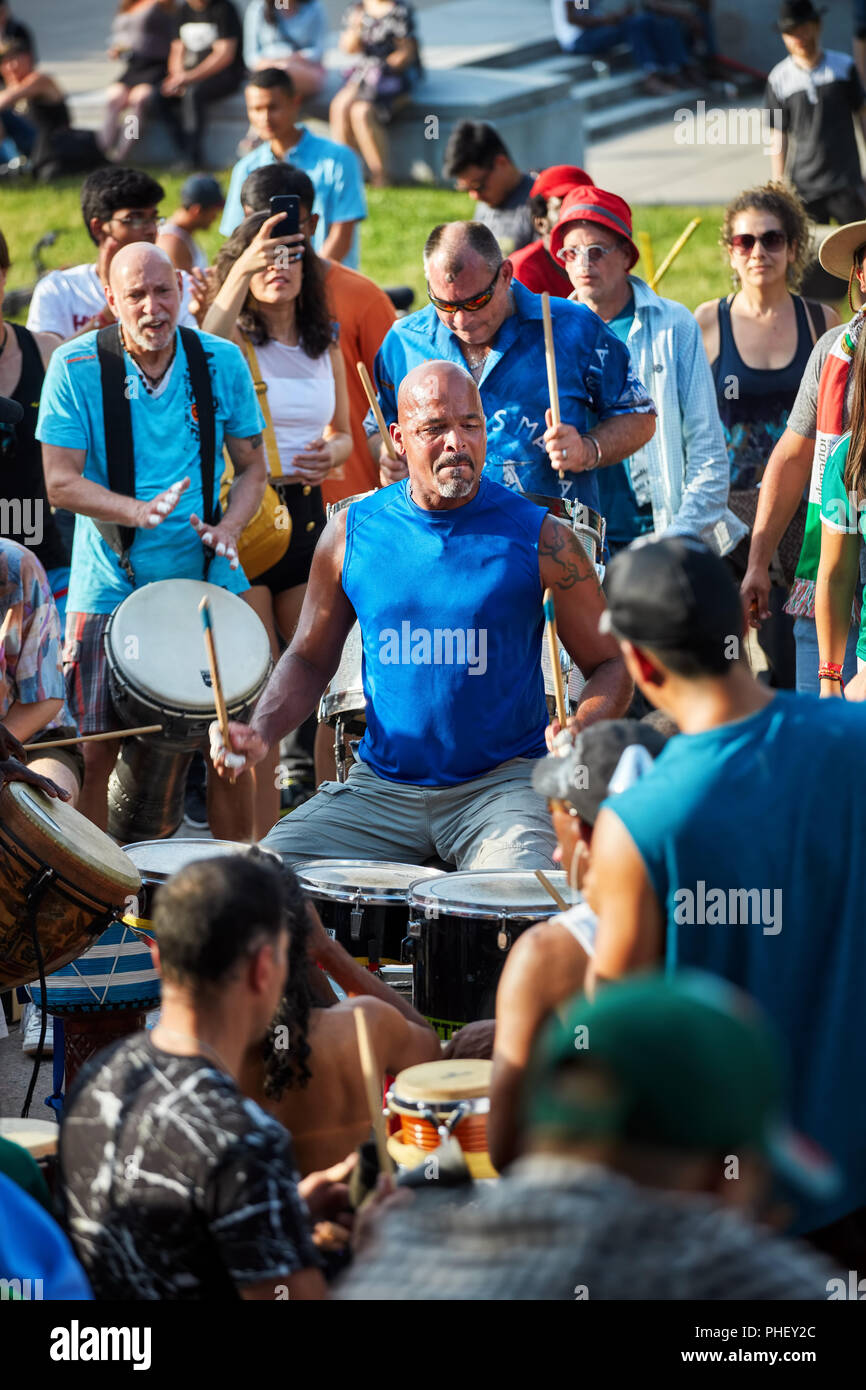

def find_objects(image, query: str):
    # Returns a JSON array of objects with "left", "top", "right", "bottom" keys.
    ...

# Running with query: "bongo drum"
[
  {"left": 105, "top": 579, "right": 272, "bottom": 842},
  {"left": 0, "top": 782, "right": 141, "bottom": 992},
  {"left": 294, "top": 859, "right": 444, "bottom": 968},
  {"left": 386, "top": 1059, "right": 497, "bottom": 1180},
  {"left": 406, "top": 870, "right": 578, "bottom": 1038}
]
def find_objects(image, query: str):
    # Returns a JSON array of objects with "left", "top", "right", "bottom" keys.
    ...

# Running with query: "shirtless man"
[
  {"left": 488, "top": 718, "right": 668, "bottom": 1173},
  {"left": 243, "top": 904, "right": 440, "bottom": 1175}
]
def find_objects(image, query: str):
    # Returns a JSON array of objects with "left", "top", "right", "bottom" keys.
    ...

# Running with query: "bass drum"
[{"left": 406, "top": 869, "right": 578, "bottom": 1039}]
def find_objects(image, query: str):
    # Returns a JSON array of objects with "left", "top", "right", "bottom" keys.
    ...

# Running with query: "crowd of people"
[{"left": 1, "top": 0, "right": 866, "bottom": 1307}]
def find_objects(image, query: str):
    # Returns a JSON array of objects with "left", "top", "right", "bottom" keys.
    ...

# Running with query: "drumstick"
[
  {"left": 541, "top": 292, "right": 565, "bottom": 482},
  {"left": 542, "top": 587, "right": 567, "bottom": 729},
  {"left": 535, "top": 869, "right": 569, "bottom": 912},
  {"left": 0, "top": 609, "right": 13, "bottom": 650},
  {"left": 650, "top": 217, "right": 701, "bottom": 291},
  {"left": 22, "top": 724, "right": 163, "bottom": 751},
  {"left": 198, "top": 596, "right": 235, "bottom": 784},
  {"left": 353, "top": 1006, "right": 394, "bottom": 1175},
  {"left": 356, "top": 361, "right": 397, "bottom": 461}
]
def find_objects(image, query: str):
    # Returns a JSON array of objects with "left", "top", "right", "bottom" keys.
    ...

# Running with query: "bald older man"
[
  {"left": 370, "top": 221, "right": 657, "bottom": 520},
  {"left": 37, "top": 244, "right": 267, "bottom": 834},
  {"left": 212, "top": 360, "right": 632, "bottom": 871}
]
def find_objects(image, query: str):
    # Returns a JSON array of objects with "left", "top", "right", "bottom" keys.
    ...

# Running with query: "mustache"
[{"left": 434, "top": 453, "right": 475, "bottom": 472}]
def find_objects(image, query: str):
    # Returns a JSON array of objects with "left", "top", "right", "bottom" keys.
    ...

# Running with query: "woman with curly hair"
[
  {"left": 244, "top": 900, "right": 439, "bottom": 1177},
  {"left": 696, "top": 182, "right": 840, "bottom": 687},
  {"left": 205, "top": 210, "right": 352, "bottom": 835}
]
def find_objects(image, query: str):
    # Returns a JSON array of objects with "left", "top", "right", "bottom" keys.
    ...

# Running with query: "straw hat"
[{"left": 819, "top": 221, "right": 866, "bottom": 309}]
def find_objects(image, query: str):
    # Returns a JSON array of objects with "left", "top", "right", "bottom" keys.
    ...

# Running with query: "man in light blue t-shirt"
[
  {"left": 586, "top": 537, "right": 866, "bottom": 1254},
  {"left": 37, "top": 242, "right": 266, "bottom": 836},
  {"left": 221, "top": 67, "right": 367, "bottom": 268}
]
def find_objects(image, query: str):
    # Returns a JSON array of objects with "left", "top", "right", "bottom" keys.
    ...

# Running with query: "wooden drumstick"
[
  {"left": 535, "top": 869, "right": 569, "bottom": 912},
  {"left": 199, "top": 596, "right": 235, "bottom": 783},
  {"left": 0, "top": 609, "right": 13, "bottom": 650},
  {"left": 356, "top": 361, "right": 397, "bottom": 461},
  {"left": 354, "top": 1006, "right": 394, "bottom": 1175},
  {"left": 22, "top": 724, "right": 163, "bottom": 751},
  {"left": 542, "top": 587, "right": 568, "bottom": 730},
  {"left": 541, "top": 292, "right": 565, "bottom": 481}
]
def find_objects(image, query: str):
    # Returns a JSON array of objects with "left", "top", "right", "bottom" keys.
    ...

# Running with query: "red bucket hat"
[
  {"left": 530, "top": 164, "right": 594, "bottom": 201},
  {"left": 550, "top": 185, "right": 639, "bottom": 271}
]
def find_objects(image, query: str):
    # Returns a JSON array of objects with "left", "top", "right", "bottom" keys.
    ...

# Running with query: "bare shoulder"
[
  {"left": 821, "top": 302, "right": 842, "bottom": 330},
  {"left": 693, "top": 299, "right": 719, "bottom": 328}
]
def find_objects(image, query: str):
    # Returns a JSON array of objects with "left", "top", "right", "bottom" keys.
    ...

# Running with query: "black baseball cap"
[
  {"left": 600, "top": 537, "right": 742, "bottom": 670},
  {"left": 532, "top": 719, "right": 668, "bottom": 825},
  {"left": 180, "top": 175, "right": 224, "bottom": 209},
  {"left": 776, "top": 0, "right": 825, "bottom": 32}
]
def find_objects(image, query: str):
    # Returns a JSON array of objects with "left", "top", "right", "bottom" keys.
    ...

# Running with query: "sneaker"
[{"left": 21, "top": 1003, "right": 53, "bottom": 1057}]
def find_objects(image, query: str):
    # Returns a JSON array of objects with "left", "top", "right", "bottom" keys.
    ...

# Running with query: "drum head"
[
  {"left": 409, "top": 870, "right": 577, "bottom": 919},
  {"left": 392, "top": 1059, "right": 492, "bottom": 1104},
  {"left": 3, "top": 783, "right": 140, "bottom": 895},
  {"left": 106, "top": 580, "right": 271, "bottom": 712},
  {"left": 123, "top": 838, "right": 265, "bottom": 883},
  {"left": 295, "top": 859, "right": 443, "bottom": 905}
]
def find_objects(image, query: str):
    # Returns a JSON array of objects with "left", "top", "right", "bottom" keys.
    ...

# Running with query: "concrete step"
[
  {"left": 584, "top": 87, "right": 703, "bottom": 143},
  {"left": 571, "top": 71, "right": 646, "bottom": 112}
]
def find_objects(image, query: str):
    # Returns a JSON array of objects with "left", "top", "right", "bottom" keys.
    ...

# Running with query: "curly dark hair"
[
  {"left": 721, "top": 181, "right": 812, "bottom": 292},
  {"left": 80, "top": 166, "right": 165, "bottom": 245},
  {"left": 210, "top": 210, "right": 333, "bottom": 357},
  {"left": 261, "top": 871, "right": 315, "bottom": 1097}
]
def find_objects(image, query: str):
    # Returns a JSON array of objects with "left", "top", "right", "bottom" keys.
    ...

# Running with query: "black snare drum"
[
  {"left": 406, "top": 870, "right": 578, "bottom": 1038},
  {"left": 294, "top": 860, "right": 444, "bottom": 967}
]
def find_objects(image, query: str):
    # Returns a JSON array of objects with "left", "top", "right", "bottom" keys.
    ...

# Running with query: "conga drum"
[
  {"left": 294, "top": 859, "right": 444, "bottom": 969},
  {"left": 0, "top": 782, "right": 141, "bottom": 992},
  {"left": 387, "top": 1059, "right": 497, "bottom": 1179},
  {"left": 406, "top": 870, "right": 578, "bottom": 1039},
  {"left": 104, "top": 579, "right": 272, "bottom": 842}
]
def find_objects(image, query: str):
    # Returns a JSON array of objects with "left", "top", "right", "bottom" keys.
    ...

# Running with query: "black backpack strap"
[
  {"left": 179, "top": 327, "right": 219, "bottom": 578},
  {"left": 95, "top": 323, "right": 137, "bottom": 585}
]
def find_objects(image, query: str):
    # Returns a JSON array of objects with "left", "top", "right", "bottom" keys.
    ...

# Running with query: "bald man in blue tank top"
[{"left": 212, "top": 360, "right": 632, "bottom": 871}]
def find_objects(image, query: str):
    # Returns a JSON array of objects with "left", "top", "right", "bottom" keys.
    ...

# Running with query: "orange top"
[{"left": 321, "top": 260, "right": 397, "bottom": 509}]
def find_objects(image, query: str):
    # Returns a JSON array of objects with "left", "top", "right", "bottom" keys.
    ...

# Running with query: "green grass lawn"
[{"left": 1, "top": 170, "right": 737, "bottom": 317}]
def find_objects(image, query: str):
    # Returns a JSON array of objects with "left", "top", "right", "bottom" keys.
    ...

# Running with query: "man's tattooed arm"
[{"left": 538, "top": 514, "right": 602, "bottom": 593}]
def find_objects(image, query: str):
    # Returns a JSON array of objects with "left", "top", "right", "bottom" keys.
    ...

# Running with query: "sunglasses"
[
  {"left": 556, "top": 243, "right": 617, "bottom": 266},
  {"left": 427, "top": 265, "right": 502, "bottom": 315},
  {"left": 729, "top": 230, "right": 787, "bottom": 254}
]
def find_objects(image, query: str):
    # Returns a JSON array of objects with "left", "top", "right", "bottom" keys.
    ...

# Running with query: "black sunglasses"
[{"left": 729, "top": 230, "right": 787, "bottom": 254}]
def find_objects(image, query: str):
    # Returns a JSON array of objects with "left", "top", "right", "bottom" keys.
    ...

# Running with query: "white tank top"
[{"left": 254, "top": 339, "right": 336, "bottom": 481}]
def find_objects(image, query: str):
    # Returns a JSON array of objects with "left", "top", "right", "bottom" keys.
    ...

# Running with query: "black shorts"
[{"left": 253, "top": 482, "right": 326, "bottom": 594}]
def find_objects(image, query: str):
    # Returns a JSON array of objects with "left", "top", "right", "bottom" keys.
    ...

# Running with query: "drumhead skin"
[
  {"left": 294, "top": 860, "right": 444, "bottom": 904},
  {"left": 123, "top": 838, "right": 257, "bottom": 882},
  {"left": 408, "top": 870, "right": 578, "bottom": 920},
  {"left": 106, "top": 579, "right": 271, "bottom": 712},
  {"left": 392, "top": 1059, "right": 492, "bottom": 1104},
  {"left": 2, "top": 784, "right": 141, "bottom": 896}
]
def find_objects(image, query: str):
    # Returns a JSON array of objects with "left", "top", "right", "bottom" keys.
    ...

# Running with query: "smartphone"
[{"left": 269, "top": 194, "right": 300, "bottom": 239}]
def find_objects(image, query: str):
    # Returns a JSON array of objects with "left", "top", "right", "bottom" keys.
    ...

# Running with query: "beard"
[
  {"left": 435, "top": 452, "right": 475, "bottom": 499},
  {"left": 126, "top": 315, "right": 175, "bottom": 353}
]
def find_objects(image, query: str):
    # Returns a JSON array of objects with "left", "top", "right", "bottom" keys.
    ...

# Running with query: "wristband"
[{"left": 584, "top": 433, "right": 602, "bottom": 469}]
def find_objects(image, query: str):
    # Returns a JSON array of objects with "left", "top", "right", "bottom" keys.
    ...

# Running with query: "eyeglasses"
[
  {"left": 456, "top": 168, "right": 493, "bottom": 197},
  {"left": 555, "top": 243, "right": 617, "bottom": 266},
  {"left": 728, "top": 230, "right": 787, "bottom": 254},
  {"left": 427, "top": 266, "right": 502, "bottom": 315},
  {"left": 110, "top": 214, "right": 164, "bottom": 231}
]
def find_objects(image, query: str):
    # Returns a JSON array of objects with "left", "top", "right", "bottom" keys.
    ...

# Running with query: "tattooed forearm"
[{"left": 539, "top": 517, "right": 601, "bottom": 592}]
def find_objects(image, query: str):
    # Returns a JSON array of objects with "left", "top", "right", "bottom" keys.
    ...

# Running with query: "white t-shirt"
[
  {"left": 255, "top": 339, "right": 335, "bottom": 481},
  {"left": 554, "top": 900, "right": 597, "bottom": 956},
  {"left": 26, "top": 262, "right": 198, "bottom": 340}
]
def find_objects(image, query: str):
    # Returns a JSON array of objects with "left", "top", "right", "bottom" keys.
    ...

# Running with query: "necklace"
[
  {"left": 123, "top": 329, "right": 176, "bottom": 392},
  {"left": 152, "top": 1026, "right": 231, "bottom": 1074}
]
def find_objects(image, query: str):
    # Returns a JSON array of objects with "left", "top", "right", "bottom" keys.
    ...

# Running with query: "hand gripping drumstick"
[
  {"left": 543, "top": 587, "right": 568, "bottom": 731},
  {"left": 357, "top": 361, "right": 397, "bottom": 461},
  {"left": 199, "top": 596, "right": 236, "bottom": 784},
  {"left": 354, "top": 1007, "right": 395, "bottom": 1175},
  {"left": 541, "top": 292, "right": 565, "bottom": 482}
]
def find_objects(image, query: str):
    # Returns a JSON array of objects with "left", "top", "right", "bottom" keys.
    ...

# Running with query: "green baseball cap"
[{"left": 526, "top": 972, "right": 839, "bottom": 1199}]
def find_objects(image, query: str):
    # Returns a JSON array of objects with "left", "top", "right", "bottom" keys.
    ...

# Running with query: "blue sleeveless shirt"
[{"left": 342, "top": 477, "right": 549, "bottom": 785}]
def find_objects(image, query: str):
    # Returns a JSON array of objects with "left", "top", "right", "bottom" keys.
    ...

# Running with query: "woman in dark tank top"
[{"left": 695, "top": 182, "right": 840, "bottom": 687}]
